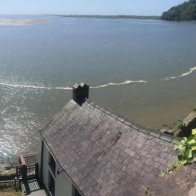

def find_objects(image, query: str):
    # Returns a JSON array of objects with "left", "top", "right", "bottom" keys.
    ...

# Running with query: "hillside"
[{"left": 161, "top": 0, "right": 196, "bottom": 21}]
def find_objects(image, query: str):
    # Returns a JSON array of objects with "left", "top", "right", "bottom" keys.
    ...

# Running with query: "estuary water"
[{"left": 0, "top": 16, "right": 196, "bottom": 161}]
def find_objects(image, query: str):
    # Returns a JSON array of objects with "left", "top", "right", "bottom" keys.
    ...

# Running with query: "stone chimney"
[{"left": 73, "top": 83, "right": 89, "bottom": 105}]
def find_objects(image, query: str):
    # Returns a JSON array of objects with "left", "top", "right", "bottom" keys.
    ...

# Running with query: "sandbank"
[{"left": 0, "top": 19, "right": 48, "bottom": 26}]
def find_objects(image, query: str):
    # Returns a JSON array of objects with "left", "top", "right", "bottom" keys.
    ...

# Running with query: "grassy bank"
[
  {"left": 0, "top": 192, "right": 21, "bottom": 196},
  {"left": 0, "top": 180, "right": 21, "bottom": 196}
]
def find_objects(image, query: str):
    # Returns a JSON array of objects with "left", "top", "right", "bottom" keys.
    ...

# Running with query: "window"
[
  {"left": 48, "top": 172, "right": 55, "bottom": 196},
  {"left": 72, "top": 185, "right": 82, "bottom": 196},
  {"left": 49, "top": 153, "right": 56, "bottom": 175}
]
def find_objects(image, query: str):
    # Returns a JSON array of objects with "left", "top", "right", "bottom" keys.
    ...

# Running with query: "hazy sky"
[{"left": 0, "top": 0, "right": 186, "bottom": 15}]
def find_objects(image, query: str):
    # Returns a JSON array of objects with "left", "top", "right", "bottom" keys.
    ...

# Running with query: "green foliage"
[
  {"left": 161, "top": 128, "right": 196, "bottom": 176},
  {"left": 193, "top": 107, "right": 196, "bottom": 111},
  {"left": 161, "top": 0, "right": 196, "bottom": 21},
  {"left": 175, "top": 128, "right": 196, "bottom": 164},
  {"left": 176, "top": 120, "right": 184, "bottom": 129}
]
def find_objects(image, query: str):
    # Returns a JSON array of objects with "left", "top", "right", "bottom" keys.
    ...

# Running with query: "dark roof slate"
[{"left": 40, "top": 99, "right": 178, "bottom": 196}]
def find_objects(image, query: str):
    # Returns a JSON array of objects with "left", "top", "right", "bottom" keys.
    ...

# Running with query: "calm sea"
[{"left": 0, "top": 16, "right": 196, "bottom": 162}]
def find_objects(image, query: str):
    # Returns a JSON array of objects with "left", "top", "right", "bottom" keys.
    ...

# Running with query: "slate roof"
[
  {"left": 40, "top": 99, "right": 179, "bottom": 196},
  {"left": 150, "top": 164, "right": 196, "bottom": 196}
]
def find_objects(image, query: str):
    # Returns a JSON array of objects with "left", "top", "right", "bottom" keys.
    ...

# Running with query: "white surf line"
[
  {"left": 0, "top": 82, "right": 72, "bottom": 90},
  {"left": 163, "top": 66, "right": 196, "bottom": 80},
  {"left": 53, "top": 86, "right": 72, "bottom": 90},
  {"left": 0, "top": 80, "right": 147, "bottom": 90},
  {"left": 0, "top": 66, "right": 195, "bottom": 90},
  {"left": 0, "top": 82, "right": 52, "bottom": 90},
  {"left": 91, "top": 80, "right": 147, "bottom": 89}
]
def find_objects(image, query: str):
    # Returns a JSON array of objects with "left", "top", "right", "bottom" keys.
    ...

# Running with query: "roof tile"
[{"left": 41, "top": 100, "right": 178, "bottom": 196}]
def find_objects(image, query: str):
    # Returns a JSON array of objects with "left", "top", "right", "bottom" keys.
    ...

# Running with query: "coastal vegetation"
[
  {"left": 175, "top": 128, "right": 196, "bottom": 164},
  {"left": 161, "top": 128, "right": 196, "bottom": 176},
  {"left": 0, "top": 180, "right": 21, "bottom": 196},
  {"left": 161, "top": 0, "right": 196, "bottom": 21},
  {"left": 0, "top": 168, "right": 21, "bottom": 195},
  {"left": 177, "top": 120, "right": 185, "bottom": 129}
]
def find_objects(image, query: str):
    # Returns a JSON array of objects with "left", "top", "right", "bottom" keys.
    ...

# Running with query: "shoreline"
[{"left": 55, "top": 14, "right": 160, "bottom": 20}]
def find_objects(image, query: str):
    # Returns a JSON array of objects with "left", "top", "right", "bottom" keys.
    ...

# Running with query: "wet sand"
[{"left": 0, "top": 19, "right": 48, "bottom": 26}]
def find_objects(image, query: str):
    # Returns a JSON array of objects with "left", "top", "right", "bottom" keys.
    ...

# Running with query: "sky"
[{"left": 0, "top": 0, "right": 186, "bottom": 16}]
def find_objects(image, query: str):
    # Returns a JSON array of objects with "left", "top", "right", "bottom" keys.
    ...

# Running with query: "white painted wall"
[
  {"left": 42, "top": 142, "right": 49, "bottom": 188},
  {"left": 55, "top": 172, "right": 73, "bottom": 196},
  {"left": 38, "top": 140, "right": 73, "bottom": 196},
  {"left": 38, "top": 138, "right": 42, "bottom": 178}
]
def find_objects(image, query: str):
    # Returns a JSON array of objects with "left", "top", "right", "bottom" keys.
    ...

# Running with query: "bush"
[
  {"left": 161, "top": 128, "right": 196, "bottom": 176},
  {"left": 175, "top": 128, "right": 196, "bottom": 164},
  {"left": 177, "top": 120, "right": 184, "bottom": 129}
]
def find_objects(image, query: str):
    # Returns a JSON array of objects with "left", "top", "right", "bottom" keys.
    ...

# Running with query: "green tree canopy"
[{"left": 161, "top": 0, "right": 196, "bottom": 21}]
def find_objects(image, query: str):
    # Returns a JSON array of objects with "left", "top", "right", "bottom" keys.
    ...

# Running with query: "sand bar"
[{"left": 0, "top": 18, "right": 48, "bottom": 26}]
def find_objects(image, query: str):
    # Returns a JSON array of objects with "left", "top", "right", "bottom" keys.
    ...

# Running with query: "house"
[{"left": 38, "top": 83, "right": 194, "bottom": 196}]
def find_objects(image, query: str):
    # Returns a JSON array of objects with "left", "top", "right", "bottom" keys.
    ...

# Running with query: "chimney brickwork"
[{"left": 73, "top": 83, "right": 89, "bottom": 105}]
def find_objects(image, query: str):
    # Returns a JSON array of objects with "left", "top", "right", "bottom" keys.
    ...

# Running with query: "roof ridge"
[{"left": 86, "top": 100, "right": 179, "bottom": 144}]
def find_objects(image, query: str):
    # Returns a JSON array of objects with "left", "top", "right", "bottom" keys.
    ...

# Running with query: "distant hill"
[{"left": 161, "top": 0, "right": 196, "bottom": 21}]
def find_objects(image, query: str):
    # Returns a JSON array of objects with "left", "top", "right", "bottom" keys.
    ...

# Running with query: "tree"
[{"left": 161, "top": 0, "right": 196, "bottom": 21}]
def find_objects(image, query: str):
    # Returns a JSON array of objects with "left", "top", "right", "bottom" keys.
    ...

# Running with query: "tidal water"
[{"left": 0, "top": 16, "right": 196, "bottom": 162}]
